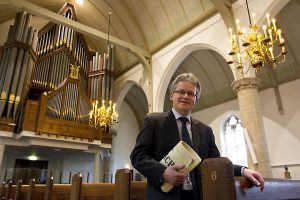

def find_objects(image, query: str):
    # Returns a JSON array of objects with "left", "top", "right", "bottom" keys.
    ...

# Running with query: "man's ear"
[{"left": 170, "top": 93, "right": 173, "bottom": 101}]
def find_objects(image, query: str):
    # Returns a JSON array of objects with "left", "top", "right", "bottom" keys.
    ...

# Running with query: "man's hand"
[
  {"left": 161, "top": 164, "right": 186, "bottom": 186},
  {"left": 243, "top": 168, "right": 265, "bottom": 191}
]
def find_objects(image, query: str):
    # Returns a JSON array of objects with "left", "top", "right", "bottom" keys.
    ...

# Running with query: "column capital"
[{"left": 231, "top": 77, "right": 261, "bottom": 92}]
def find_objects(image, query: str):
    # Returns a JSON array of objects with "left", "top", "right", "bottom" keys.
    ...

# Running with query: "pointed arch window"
[{"left": 224, "top": 115, "right": 248, "bottom": 166}]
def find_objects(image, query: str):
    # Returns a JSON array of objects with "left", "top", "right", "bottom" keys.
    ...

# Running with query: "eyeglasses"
[{"left": 173, "top": 90, "right": 197, "bottom": 97}]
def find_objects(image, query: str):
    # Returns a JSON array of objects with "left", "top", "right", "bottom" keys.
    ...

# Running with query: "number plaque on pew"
[{"left": 201, "top": 157, "right": 236, "bottom": 200}]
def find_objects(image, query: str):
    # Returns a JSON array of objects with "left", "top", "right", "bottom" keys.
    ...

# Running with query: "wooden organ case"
[{"left": 0, "top": 3, "right": 114, "bottom": 144}]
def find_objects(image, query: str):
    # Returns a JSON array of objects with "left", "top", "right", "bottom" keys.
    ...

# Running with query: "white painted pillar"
[
  {"left": 0, "top": 144, "right": 5, "bottom": 170},
  {"left": 94, "top": 149, "right": 101, "bottom": 182},
  {"left": 232, "top": 77, "right": 273, "bottom": 177}
]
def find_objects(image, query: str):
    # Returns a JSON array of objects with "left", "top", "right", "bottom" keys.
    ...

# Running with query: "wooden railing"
[{"left": 1, "top": 164, "right": 299, "bottom": 200}]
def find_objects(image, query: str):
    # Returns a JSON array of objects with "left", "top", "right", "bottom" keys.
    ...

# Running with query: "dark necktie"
[
  {"left": 179, "top": 117, "right": 192, "bottom": 147},
  {"left": 179, "top": 117, "right": 194, "bottom": 191}
]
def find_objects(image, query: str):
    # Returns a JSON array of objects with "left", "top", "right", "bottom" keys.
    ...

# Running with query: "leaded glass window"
[{"left": 224, "top": 115, "right": 248, "bottom": 166}]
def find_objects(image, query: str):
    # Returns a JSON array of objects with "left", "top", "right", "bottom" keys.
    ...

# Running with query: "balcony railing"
[{"left": 0, "top": 168, "right": 95, "bottom": 184}]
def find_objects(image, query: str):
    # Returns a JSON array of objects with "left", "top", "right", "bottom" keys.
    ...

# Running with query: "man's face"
[{"left": 170, "top": 81, "right": 197, "bottom": 116}]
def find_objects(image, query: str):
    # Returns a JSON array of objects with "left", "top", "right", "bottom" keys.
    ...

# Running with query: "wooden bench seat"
[
  {"left": 131, "top": 181, "right": 146, "bottom": 200},
  {"left": 1, "top": 166, "right": 299, "bottom": 200},
  {"left": 5, "top": 183, "right": 115, "bottom": 200}
]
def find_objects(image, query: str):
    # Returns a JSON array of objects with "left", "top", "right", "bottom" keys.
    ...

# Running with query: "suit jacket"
[{"left": 130, "top": 111, "right": 243, "bottom": 200}]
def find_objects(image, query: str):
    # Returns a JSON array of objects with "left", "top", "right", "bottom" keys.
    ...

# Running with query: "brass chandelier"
[
  {"left": 89, "top": 100, "right": 118, "bottom": 128},
  {"left": 227, "top": 0, "right": 287, "bottom": 72}
]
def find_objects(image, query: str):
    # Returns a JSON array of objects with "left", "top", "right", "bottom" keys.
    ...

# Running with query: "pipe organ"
[
  {"left": 0, "top": 3, "right": 115, "bottom": 143},
  {"left": 0, "top": 11, "right": 38, "bottom": 123}
]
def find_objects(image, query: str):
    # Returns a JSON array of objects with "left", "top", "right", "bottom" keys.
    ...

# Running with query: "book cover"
[{"left": 159, "top": 141, "right": 201, "bottom": 192}]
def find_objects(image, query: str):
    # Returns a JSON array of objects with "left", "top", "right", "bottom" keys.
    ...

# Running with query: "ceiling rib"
[{"left": 0, "top": 0, "right": 151, "bottom": 60}]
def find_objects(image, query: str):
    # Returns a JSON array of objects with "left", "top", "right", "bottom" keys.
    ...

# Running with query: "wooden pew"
[
  {"left": 201, "top": 157, "right": 236, "bottom": 200},
  {"left": 23, "top": 170, "right": 122, "bottom": 200},
  {"left": 5, "top": 179, "right": 13, "bottom": 200},
  {"left": 4, "top": 178, "right": 299, "bottom": 200},
  {"left": 235, "top": 177, "right": 300, "bottom": 200},
  {"left": 0, "top": 181, "right": 6, "bottom": 199},
  {"left": 129, "top": 177, "right": 300, "bottom": 200},
  {"left": 43, "top": 177, "right": 53, "bottom": 200},
  {"left": 26, "top": 178, "right": 35, "bottom": 200},
  {"left": 0, "top": 180, "right": 13, "bottom": 200},
  {"left": 70, "top": 173, "right": 82, "bottom": 200},
  {"left": 201, "top": 157, "right": 300, "bottom": 200},
  {"left": 114, "top": 169, "right": 131, "bottom": 200},
  {"left": 1, "top": 167, "right": 299, "bottom": 200},
  {"left": 7, "top": 183, "right": 113, "bottom": 200},
  {"left": 50, "top": 183, "right": 115, "bottom": 200},
  {"left": 130, "top": 178, "right": 300, "bottom": 200},
  {"left": 131, "top": 181, "right": 146, "bottom": 200},
  {"left": 13, "top": 180, "right": 22, "bottom": 200}
]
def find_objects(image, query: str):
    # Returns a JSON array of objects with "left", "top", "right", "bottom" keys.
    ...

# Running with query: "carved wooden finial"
[{"left": 69, "top": 64, "right": 80, "bottom": 79}]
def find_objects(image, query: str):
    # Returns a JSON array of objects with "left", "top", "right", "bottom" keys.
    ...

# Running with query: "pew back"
[
  {"left": 1, "top": 167, "right": 299, "bottom": 200},
  {"left": 131, "top": 181, "right": 146, "bottom": 200},
  {"left": 235, "top": 177, "right": 300, "bottom": 200},
  {"left": 4, "top": 178, "right": 300, "bottom": 200},
  {"left": 201, "top": 158, "right": 300, "bottom": 200},
  {"left": 114, "top": 169, "right": 131, "bottom": 200}
]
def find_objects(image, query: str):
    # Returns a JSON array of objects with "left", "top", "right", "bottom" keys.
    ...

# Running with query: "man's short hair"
[{"left": 170, "top": 73, "right": 201, "bottom": 100}]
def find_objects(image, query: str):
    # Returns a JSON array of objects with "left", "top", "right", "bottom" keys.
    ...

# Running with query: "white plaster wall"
[
  {"left": 110, "top": 100, "right": 140, "bottom": 179},
  {"left": 192, "top": 99, "right": 240, "bottom": 155},
  {"left": 261, "top": 79, "right": 300, "bottom": 179},
  {"left": 114, "top": 64, "right": 144, "bottom": 98},
  {"left": 114, "top": 64, "right": 151, "bottom": 112},
  {"left": 62, "top": 156, "right": 94, "bottom": 183}
]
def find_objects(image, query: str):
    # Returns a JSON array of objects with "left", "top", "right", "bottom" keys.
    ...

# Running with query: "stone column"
[
  {"left": 232, "top": 77, "right": 273, "bottom": 177},
  {"left": 0, "top": 144, "right": 5, "bottom": 170},
  {"left": 94, "top": 149, "right": 101, "bottom": 182}
]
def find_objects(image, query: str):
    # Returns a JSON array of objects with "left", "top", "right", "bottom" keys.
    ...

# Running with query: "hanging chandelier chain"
[
  {"left": 245, "top": 0, "right": 252, "bottom": 26},
  {"left": 107, "top": 0, "right": 112, "bottom": 47}
]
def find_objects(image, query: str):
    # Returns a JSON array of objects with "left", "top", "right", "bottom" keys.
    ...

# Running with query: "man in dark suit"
[{"left": 130, "top": 73, "right": 264, "bottom": 200}]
